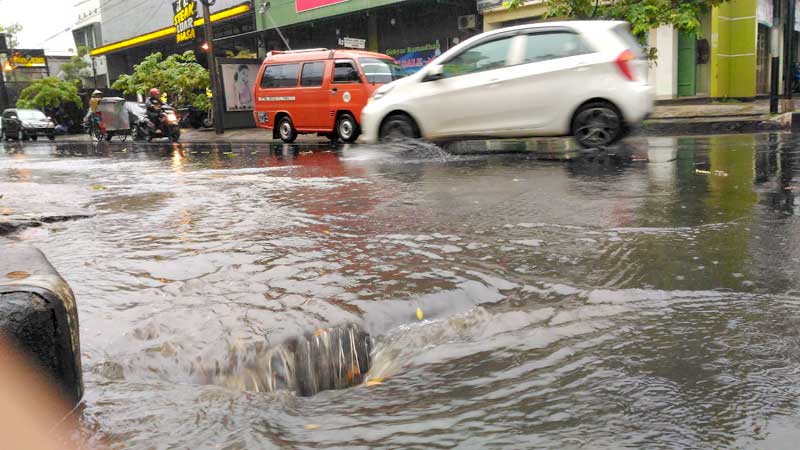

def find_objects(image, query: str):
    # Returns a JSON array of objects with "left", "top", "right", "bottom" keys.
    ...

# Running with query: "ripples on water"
[{"left": 2, "top": 135, "right": 800, "bottom": 448}]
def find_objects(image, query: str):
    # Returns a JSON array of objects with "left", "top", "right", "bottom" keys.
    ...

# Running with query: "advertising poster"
[
  {"left": 221, "top": 63, "right": 259, "bottom": 111},
  {"left": 10, "top": 49, "right": 46, "bottom": 67},
  {"left": 385, "top": 41, "right": 442, "bottom": 75},
  {"left": 296, "top": 0, "right": 349, "bottom": 13}
]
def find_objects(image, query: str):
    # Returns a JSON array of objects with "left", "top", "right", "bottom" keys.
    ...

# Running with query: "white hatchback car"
[{"left": 360, "top": 21, "right": 654, "bottom": 148}]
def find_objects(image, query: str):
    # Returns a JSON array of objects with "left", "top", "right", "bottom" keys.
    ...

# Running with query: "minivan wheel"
[
  {"left": 336, "top": 113, "right": 360, "bottom": 143},
  {"left": 278, "top": 117, "right": 297, "bottom": 143},
  {"left": 379, "top": 113, "right": 418, "bottom": 141},
  {"left": 572, "top": 102, "right": 623, "bottom": 148}
]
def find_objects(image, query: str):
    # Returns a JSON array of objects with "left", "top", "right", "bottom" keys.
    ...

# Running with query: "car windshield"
[
  {"left": 18, "top": 110, "right": 46, "bottom": 121},
  {"left": 358, "top": 58, "right": 405, "bottom": 83}
]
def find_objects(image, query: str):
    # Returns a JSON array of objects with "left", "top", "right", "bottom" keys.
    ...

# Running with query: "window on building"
[
  {"left": 300, "top": 61, "right": 325, "bottom": 87},
  {"left": 260, "top": 63, "right": 300, "bottom": 88},
  {"left": 442, "top": 36, "right": 513, "bottom": 77},
  {"left": 333, "top": 61, "right": 361, "bottom": 83},
  {"left": 523, "top": 32, "right": 590, "bottom": 64}
]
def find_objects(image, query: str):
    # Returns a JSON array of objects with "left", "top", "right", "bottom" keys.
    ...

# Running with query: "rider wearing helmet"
[{"left": 145, "top": 88, "right": 163, "bottom": 126}]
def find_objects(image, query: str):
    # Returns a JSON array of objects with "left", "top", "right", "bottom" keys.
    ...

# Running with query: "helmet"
[
  {"left": 91, "top": 89, "right": 102, "bottom": 97},
  {"left": 149, "top": 88, "right": 160, "bottom": 98}
]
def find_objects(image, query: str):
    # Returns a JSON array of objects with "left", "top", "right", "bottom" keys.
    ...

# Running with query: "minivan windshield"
[
  {"left": 358, "top": 58, "right": 405, "bottom": 83},
  {"left": 18, "top": 110, "right": 47, "bottom": 121}
]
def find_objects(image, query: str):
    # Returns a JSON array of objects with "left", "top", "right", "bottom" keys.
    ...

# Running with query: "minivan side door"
[
  {"left": 296, "top": 60, "right": 332, "bottom": 130},
  {"left": 255, "top": 63, "right": 300, "bottom": 129},
  {"left": 410, "top": 34, "right": 521, "bottom": 137},
  {"left": 329, "top": 60, "right": 368, "bottom": 122}
]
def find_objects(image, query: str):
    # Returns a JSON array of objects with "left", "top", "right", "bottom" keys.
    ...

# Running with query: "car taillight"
[{"left": 616, "top": 50, "right": 636, "bottom": 81}]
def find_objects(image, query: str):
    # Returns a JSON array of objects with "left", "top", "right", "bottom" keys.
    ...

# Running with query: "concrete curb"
[{"left": 0, "top": 243, "right": 83, "bottom": 405}]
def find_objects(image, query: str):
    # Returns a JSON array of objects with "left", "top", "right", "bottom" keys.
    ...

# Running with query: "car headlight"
[{"left": 372, "top": 84, "right": 394, "bottom": 101}]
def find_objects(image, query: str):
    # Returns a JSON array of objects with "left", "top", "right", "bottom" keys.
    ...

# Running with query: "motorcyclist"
[{"left": 145, "top": 88, "right": 163, "bottom": 129}]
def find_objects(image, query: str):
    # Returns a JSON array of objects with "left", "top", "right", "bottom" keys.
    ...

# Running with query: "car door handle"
[{"left": 331, "top": 88, "right": 338, "bottom": 95}]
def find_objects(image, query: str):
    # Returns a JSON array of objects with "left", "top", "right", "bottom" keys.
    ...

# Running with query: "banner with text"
[
  {"left": 173, "top": 0, "right": 197, "bottom": 44},
  {"left": 296, "top": 0, "right": 349, "bottom": 13},
  {"left": 385, "top": 41, "right": 442, "bottom": 75}
]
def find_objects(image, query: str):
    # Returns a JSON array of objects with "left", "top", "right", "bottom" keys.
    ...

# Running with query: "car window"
[
  {"left": 300, "top": 61, "right": 325, "bottom": 87},
  {"left": 442, "top": 36, "right": 514, "bottom": 78},
  {"left": 523, "top": 32, "right": 590, "bottom": 64},
  {"left": 333, "top": 61, "right": 361, "bottom": 84},
  {"left": 18, "top": 110, "right": 46, "bottom": 120},
  {"left": 260, "top": 63, "right": 300, "bottom": 88}
]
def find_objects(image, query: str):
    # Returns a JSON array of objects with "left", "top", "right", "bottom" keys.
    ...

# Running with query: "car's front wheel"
[
  {"left": 572, "top": 102, "right": 623, "bottom": 149},
  {"left": 47, "top": 133, "right": 55, "bottom": 141},
  {"left": 18, "top": 130, "right": 26, "bottom": 141},
  {"left": 379, "top": 113, "right": 418, "bottom": 142},
  {"left": 336, "top": 113, "right": 360, "bottom": 143}
]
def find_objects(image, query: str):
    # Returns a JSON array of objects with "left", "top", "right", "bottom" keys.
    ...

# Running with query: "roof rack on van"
[{"left": 268, "top": 48, "right": 328, "bottom": 56}]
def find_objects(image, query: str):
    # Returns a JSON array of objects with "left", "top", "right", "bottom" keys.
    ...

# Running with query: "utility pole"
[
  {"left": 91, "top": 57, "right": 97, "bottom": 88},
  {"left": 0, "top": 34, "right": 9, "bottom": 111},
  {"left": 201, "top": 0, "right": 224, "bottom": 134},
  {"left": 783, "top": 0, "right": 796, "bottom": 103}
]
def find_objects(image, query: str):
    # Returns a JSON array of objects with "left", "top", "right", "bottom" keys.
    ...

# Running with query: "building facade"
[
  {"left": 478, "top": 0, "right": 794, "bottom": 101},
  {"left": 254, "top": 0, "right": 483, "bottom": 74},
  {"left": 72, "top": 0, "right": 109, "bottom": 87}
]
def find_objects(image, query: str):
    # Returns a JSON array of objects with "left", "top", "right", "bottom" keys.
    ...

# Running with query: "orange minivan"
[{"left": 253, "top": 48, "right": 404, "bottom": 143}]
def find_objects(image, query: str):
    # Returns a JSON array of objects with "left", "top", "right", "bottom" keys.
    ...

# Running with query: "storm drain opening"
[{"left": 197, "top": 324, "right": 372, "bottom": 397}]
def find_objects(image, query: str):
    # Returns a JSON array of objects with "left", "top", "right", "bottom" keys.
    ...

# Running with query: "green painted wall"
[
  {"left": 710, "top": 0, "right": 757, "bottom": 98},
  {"left": 256, "top": 0, "right": 408, "bottom": 30}
]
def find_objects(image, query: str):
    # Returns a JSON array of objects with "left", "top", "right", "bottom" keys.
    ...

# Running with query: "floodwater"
[{"left": 1, "top": 133, "right": 800, "bottom": 449}]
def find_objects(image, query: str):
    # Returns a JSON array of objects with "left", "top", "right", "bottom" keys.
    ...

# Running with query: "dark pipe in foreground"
[{"left": 0, "top": 244, "right": 83, "bottom": 405}]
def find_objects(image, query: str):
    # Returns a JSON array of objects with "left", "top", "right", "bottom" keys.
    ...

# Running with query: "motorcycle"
[
  {"left": 134, "top": 104, "right": 181, "bottom": 142},
  {"left": 178, "top": 104, "right": 213, "bottom": 129}
]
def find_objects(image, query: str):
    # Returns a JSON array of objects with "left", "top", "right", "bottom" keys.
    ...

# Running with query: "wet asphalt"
[{"left": 1, "top": 134, "right": 800, "bottom": 449}]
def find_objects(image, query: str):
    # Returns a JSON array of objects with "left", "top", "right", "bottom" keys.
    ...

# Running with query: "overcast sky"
[{"left": 0, "top": 0, "right": 76, "bottom": 54}]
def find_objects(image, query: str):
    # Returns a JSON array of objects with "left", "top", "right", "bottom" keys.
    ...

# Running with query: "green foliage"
[
  {"left": 16, "top": 77, "right": 82, "bottom": 110},
  {"left": 0, "top": 23, "right": 22, "bottom": 48},
  {"left": 60, "top": 46, "right": 92, "bottom": 86},
  {"left": 508, "top": 0, "right": 727, "bottom": 40},
  {"left": 112, "top": 51, "right": 211, "bottom": 110}
]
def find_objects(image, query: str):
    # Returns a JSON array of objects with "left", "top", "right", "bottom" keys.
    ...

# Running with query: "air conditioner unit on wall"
[{"left": 458, "top": 14, "right": 477, "bottom": 31}]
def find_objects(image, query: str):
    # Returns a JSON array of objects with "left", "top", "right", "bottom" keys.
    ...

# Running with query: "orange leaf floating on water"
[
  {"left": 322, "top": 229, "right": 330, "bottom": 235},
  {"left": 5, "top": 271, "right": 30, "bottom": 280},
  {"left": 313, "top": 328, "right": 326, "bottom": 337},
  {"left": 304, "top": 424, "right": 320, "bottom": 430},
  {"left": 366, "top": 378, "right": 384, "bottom": 387},
  {"left": 0, "top": 208, "right": 14, "bottom": 215},
  {"left": 416, "top": 307, "right": 424, "bottom": 321}
]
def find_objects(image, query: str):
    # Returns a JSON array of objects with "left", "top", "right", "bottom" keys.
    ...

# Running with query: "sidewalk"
[{"left": 43, "top": 99, "right": 793, "bottom": 145}]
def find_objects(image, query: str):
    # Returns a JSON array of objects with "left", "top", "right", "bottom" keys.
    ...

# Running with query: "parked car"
[
  {"left": 253, "top": 48, "right": 404, "bottom": 143},
  {"left": 360, "top": 21, "right": 654, "bottom": 148},
  {"left": 1, "top": 108, "right": 56, "bottom": 141},
  {"left": 125, "top": 101, "right": 147, "bottom": 141}
]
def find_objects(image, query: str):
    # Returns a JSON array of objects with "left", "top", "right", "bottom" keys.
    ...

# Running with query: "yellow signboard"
[
  {"left": 173, "top": 0, "right": 197, "bottom": 44},
  {"left": 10, "top": 49, "right": 46, "bottom": 67}
]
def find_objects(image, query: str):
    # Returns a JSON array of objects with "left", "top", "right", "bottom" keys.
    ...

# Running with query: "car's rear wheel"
[
  {"left": 47, "top": 133, "right": 55, "bottom": 141},
  {"left": 18, "top": 130, "right": 26, "bottom": 141},
  {"left": 572, "top": 102, "right": 623, "bottom": 148},
  {"left": 336, "top": 113, "right": 360, "bottom": 143},
  {"left": 278, "top": 116, "right": 297, "bottom": 143},
  {"left": 379, "top": 113, "right": 418, "bottom": 141},
  {"left": 31, "top": 135, "right": 38, "bottom": 141}
]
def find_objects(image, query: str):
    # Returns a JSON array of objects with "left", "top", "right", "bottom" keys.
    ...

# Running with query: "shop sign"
[
  {"left": 338, "top": 37, "right": 366, "bottom": 49},
  {"left": 757, "top": 0, "right": 773, "bottom": 27},
  {"left": 173, "top": 0, "right": 197, "bottom": 44},
  {"left": 10, "top": 49, "right": 46, "bottom": 67},
  {"left": 296, "top": 0, "right": 349, "bottom": 13},
  {"left": 385, "top": 41, "right": 442, "bottom": 75}
]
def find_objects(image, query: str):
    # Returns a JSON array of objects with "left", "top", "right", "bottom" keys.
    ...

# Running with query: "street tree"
[
  {"left": 59, "top": 46, "right": 93, "bottom": 86},
  {"left": 16, "top": 77, "right": 82, "bottom": 110},
  {"left": 112, "top": 51, "right": 211, "bottom": 110},
  {"left": 507, "top": 0, "right": 727, "bottom": 39},
  {"left": 0, "top": 23, "right": 22, "bottom": 48}
]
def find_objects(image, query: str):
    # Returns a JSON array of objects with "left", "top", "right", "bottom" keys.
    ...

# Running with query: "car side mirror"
[{"left": 423, "top": 64, "right": 444, "bottom": 82}]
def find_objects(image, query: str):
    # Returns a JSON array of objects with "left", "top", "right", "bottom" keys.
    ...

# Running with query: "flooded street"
[{"left": 2, "top": 133, "right": 800, "bottom": 449}]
